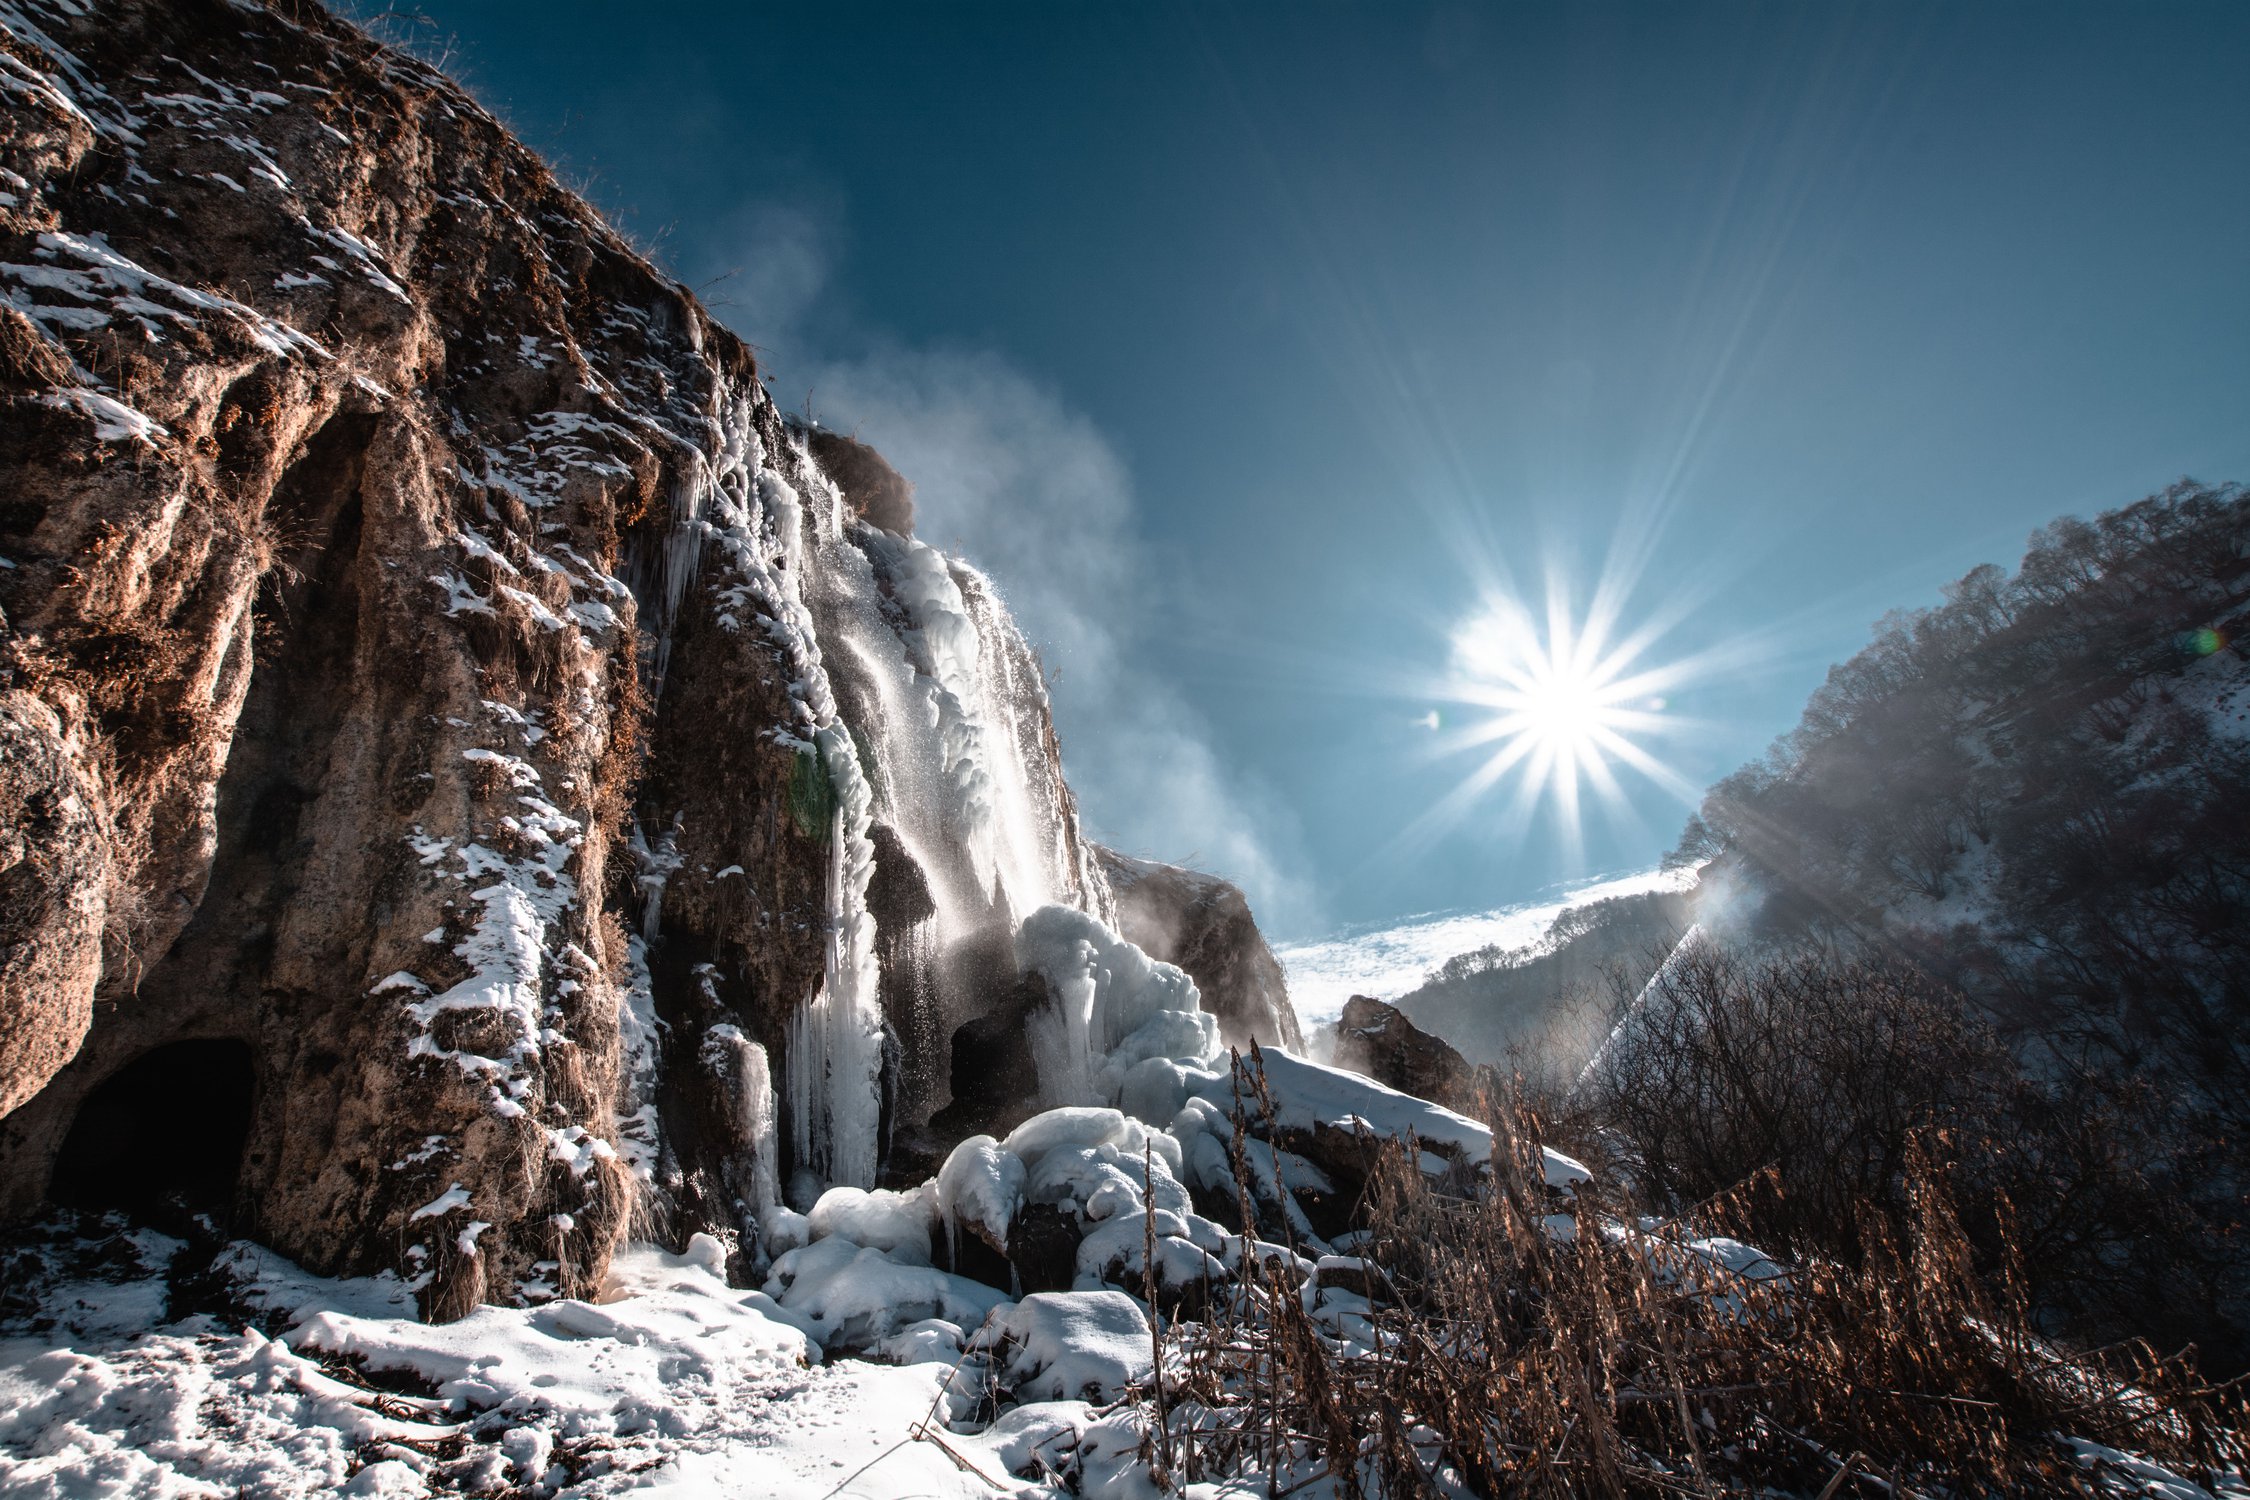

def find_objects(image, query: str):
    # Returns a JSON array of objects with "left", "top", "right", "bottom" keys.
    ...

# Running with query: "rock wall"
[
  {"left": 0, "top": 0, "right": 856, "bottom": 1316},
  {"left": 0, "top": 0, "right": 1293, "bottom": 1321}
]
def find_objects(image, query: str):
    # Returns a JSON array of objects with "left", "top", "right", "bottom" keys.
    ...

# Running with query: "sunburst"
[{"left": 1413, "top": 579, "right": 1707, "bottom": 859}]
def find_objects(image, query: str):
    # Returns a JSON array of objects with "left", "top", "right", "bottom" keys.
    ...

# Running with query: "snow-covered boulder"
[
  {"left": 974, "top": 1291, "right": 1153, "bottom": 1404},
  {"left": 762, "top": 1235, "right": 1008, "bottom": 1354},
  {"left": 936, "top": 1134, "right": 1024, "bottom": 1259},
  {"left": 804, "top": 1184, "right": 938, "bottom": 1265}
]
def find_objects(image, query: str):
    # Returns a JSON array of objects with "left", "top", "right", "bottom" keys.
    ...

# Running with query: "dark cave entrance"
[{"left": 49, "top": 1040, "right": 256, "bottom": 1222}]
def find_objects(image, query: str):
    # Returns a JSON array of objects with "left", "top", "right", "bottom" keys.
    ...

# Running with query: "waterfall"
[
  {"left": 625, "top": 393, "right": 890, "bottom": 1196},
  {"left": 838, "top": 529, "right": 1114, "bottom": 932},
  {"left": 955, "top": 565, "right": 1117, "bottom": 930},
  {"left": 624, "top": 393, "right": 1126, "bottom": 1198},
  {"left": 800, "top": 511, "right": 1124, "bottom": 1131}
]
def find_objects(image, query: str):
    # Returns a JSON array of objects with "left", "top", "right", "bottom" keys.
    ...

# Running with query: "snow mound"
[
  {"left": 937, "top": 1134, "right": 1025, "bottom": 1257},
  {"left": 976, "top": 1291, "right": 1152, "bottom": 1404},
  {"left": 763, "top": 1234, "right": 1008, "bottom": 1354},
  {"left": 296, "top": 1238, "right": 818, "bottom": 1430},
  {"left": 805, "top": 1183, "right": 937, "bottom": 1265}
]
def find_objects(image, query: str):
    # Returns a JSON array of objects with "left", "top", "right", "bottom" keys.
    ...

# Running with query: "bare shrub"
[
  {"left": 1577, "top": 943, "right": 2010, "bottom": 1260},
  {"left": 1151, "top": 1090, "right": 2249, "bottom": 1497},
  {"left": 1575, "top": 942, "right": 2246, "bottom": 1374}
]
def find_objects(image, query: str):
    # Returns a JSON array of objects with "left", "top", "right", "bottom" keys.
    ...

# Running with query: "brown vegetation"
[
  {"left": 1577, "top": 941, "right": 2248, "bottom": 1377},
  {"left": 1150, "top": 1087, "right": 2249, "bottom": 1497}
]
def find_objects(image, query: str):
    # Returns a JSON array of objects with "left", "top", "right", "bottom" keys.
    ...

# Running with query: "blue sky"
[{"left": 403, "top": 1, "right": 2250, "bottom": 941}]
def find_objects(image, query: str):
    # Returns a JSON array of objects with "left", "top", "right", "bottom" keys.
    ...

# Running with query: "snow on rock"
[
  {"left": 1541, "top": 1146, "right": 1596, "bottom": 1195},
  {"left": 872, "top": 1317, "right": 972, "bottom": 1367},
  {"left": 1002, "top": 1105, "right": 1138, "bottom": 1162},
  {"left": 1000, "top": 1108, "right": 1186, "bottom": 1216},
  {"left": 805, "top": 1183, "right": 938, "bottom": 1265},
  {"left": 1074, "top": 1209, "right": 1226, "bottom": 1296},
  {"left": 1195, "top": 1047, "right": 1491, "bottom": 1166},
  {"left": 763, "top": 1234, "right": 1009, "bottom": 1354},
  {"left": 974, "top": 1291, "right": 1153, "bottom": 1405},
  {"left": 295, "top": 1238, "right": 819, "bottom": 1429},
  {"left": 938, "top": 1133, "right": 1025, "bottom": 1258},
  {"left": 1027, "top": 1143, "right": 1194, "bottom": 1227},
  {"left": 382, "top": 743, "right": 591, "bottom": 1162}
]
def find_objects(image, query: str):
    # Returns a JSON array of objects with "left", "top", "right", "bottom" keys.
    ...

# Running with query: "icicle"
[
  {"left": 738, "top": 1038, "right": 779, "bottom": 1213},
  {"left": 785, "top": 726, "right": 885, "bottom": 1190},
  {"left": 702, "top": 1024, "right": 779, "bottom": 1215}
]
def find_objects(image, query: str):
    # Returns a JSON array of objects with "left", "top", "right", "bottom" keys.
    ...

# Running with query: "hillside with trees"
[
  {"left": 1393, "top": 887, "right": 1690, "bottom": 1074},
  {"left": 1578, "top": 481, "right": 2250, "bottom": 1370},
  {"left": 1676, "top": 480, "right": 2249, "bottom": 1106}
]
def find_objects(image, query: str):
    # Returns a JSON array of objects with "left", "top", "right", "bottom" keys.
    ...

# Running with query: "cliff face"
[
  {"left": 0, "top": 0, "right": 1291, "bottom": 1319},
  {"left": 0, "top": 0, "right": 853, "bottom": 1317}
]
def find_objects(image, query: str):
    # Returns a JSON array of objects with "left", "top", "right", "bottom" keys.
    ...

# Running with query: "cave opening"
[{"left": 48, "top": 1040, "right": 256, "bottom": 1223}]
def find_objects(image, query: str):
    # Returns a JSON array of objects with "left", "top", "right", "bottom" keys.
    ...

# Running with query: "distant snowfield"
[{"left": 1276, "top": 868, "right": 1693, "bottom": 1032}]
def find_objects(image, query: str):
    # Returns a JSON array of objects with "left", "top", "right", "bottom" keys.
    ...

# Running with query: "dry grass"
[{"left": 1147, "top": 1089, "right": 2248, "bottom": 1498}]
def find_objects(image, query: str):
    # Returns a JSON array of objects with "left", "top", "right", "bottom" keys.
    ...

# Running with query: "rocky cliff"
[{"left": 0, "top": 0, "right": 1295, "bottom": 1318}]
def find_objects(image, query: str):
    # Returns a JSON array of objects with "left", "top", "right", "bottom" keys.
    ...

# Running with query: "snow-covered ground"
[
  {"left": 1275, "top": 868, "right": 1692, "bottom": 1030},
  {"left": 0, "top": 1219, "right": 1162, "bottom": 1499}
]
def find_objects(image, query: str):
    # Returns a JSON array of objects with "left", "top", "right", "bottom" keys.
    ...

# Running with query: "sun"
[
  {"left": 1454, "top": 604, "right": 1640, "bottom": 766},
  {"left": 1422, "top": 582, "right": 1703, "bottom": 854}
]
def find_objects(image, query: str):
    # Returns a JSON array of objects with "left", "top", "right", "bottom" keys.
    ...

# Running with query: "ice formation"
[
  {"left": 1015, "top": 904, "right": 1221, "bottom": 1109},
  {"left": 784, "top": 724, "right": 884, "bottom": 1190}
]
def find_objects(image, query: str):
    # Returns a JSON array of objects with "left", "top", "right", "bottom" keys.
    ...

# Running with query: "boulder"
[{"left": 1329, "top": 995, "right": 1476, "bottom": 1111}]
